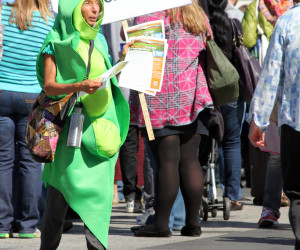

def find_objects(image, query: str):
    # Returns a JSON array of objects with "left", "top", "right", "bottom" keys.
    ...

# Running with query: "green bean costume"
[{"left": 36, "top": 0, "right": 129, "bottom": 248}]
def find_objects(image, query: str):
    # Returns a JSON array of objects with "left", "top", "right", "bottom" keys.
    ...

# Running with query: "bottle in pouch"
[{"left": 67, "top": 106, "right": 85, "bottom": 148}]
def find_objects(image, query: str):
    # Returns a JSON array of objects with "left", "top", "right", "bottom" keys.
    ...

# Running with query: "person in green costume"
[{"left": 36, "top": 0, "right": 130, "bottom": 249}]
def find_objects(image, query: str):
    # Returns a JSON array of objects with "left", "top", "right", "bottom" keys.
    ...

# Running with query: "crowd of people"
[{"left": 0, "top": 0, "right": 300, "bottom": 249}]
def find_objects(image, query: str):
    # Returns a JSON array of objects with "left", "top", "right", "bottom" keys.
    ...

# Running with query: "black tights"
[{"left": 147, "top": 133, "right": 203, "bottom": 231}]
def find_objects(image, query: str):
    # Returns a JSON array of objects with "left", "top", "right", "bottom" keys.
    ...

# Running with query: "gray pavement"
[{"left": 0, "top": 188, "right": 295, "bottom": 250}]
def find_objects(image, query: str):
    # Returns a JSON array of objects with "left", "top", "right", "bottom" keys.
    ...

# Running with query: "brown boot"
[
  {"left": 281, "top": 192, "right": 290, "bottom": 207},
  {"left": 230, "top": 200, "right": 243, "bottom": 211}
]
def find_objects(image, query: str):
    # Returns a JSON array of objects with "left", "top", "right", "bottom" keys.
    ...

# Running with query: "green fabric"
[
  {"left": 81, "top": 87, "right": 112, "bottom": 117},
  {"left": 75, "top": 37, "right": 113, "bottom": 118},
  {"left": 242, "top": 0, "right": 274, "bottom": 49},
  {"left": 36, "top": 0, "right": 129, "bottom": 248},
  {"left": 92, "top": 117, "right": 121, "bottom": 157},
  {"left": 76, "top": 39, "right": 107, "bottom": 80}
]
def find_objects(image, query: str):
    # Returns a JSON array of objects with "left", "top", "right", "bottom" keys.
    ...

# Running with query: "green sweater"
[
  {"left": 36, "top": 0, "right": 129, "bottom": 248},
  {"left": 242, "top": 0, "right": 274, "bottom": 49}
]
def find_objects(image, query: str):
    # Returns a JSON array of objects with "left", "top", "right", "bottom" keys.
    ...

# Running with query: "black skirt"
[{"left": 141, "top": 109, "right": 210, "bottom": 138}]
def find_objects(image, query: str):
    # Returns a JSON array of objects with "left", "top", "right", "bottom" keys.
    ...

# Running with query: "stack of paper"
[{"left": 118, "top": 20, "right": 168, "bottom": 95}]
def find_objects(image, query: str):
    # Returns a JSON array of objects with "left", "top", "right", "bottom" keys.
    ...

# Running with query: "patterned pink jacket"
[{"left": 129, "top": 11, "right": 214, "bottom": 129}]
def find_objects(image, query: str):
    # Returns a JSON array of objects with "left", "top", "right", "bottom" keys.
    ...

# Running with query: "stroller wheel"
[{"left": 223, "top": 197, "right": 230, "bottom": 220}]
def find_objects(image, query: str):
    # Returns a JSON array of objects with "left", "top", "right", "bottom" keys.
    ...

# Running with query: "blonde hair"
[
  {"left": 9, "top": 0, "right": 52, "bottom": 31},
  {"left": 167, "top": 0, "right": 207, "bottom": 35}
]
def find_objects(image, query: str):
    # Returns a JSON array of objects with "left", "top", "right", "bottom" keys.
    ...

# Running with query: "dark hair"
[{"left": 207, "top": 0, "right": 230, "bottom": 48}]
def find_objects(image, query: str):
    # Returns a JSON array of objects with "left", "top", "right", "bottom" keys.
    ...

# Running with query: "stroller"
[{"left": 199, "top": 136, "right": 231, "bottom": 221}]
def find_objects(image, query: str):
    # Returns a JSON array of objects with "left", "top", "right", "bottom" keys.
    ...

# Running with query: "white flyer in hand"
[
  {"left": 118, "top": 38, "right": 168, "bottom": 94},
  {"left": 97, "top": 61, "right": 129, "bottom": 90}
]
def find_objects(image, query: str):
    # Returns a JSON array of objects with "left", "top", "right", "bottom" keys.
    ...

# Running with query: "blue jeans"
[
  {"left": 0, "top": 90, "right": 42, "bottom": 233},
  {"left": 263, "top": 153, "right": 282, "bottom": 217},
  {"left": 218, "top": 99, "right": 246, "bottom": 201},
  {"left": 169, "top": 189, "right": 186, "bottom": 230}
]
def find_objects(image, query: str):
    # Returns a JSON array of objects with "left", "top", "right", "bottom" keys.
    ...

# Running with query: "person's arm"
[
  {"left": 248, "top": 120, "right": 265, "bottom": 147},
  {"left": 248, "top": 17, "right": 286, "bottom": 146},
  {"left": 43, "top": 54, "right": 102, "bottom": 96}
]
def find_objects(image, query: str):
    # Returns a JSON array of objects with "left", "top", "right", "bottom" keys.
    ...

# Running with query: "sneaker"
[
  {"left": 136, "top": 207, "right": 155, "bottom": 225},
  {"left": 258, "top": 207, "right": 279, "bottom": 228},
  {"left": 0, "top": 232, "right": 13, "bottom": 239},
  {"left": 18, "top": 228, "right": 41, "bottom": 238},
  {"left": 230, "top": 200, "right": 243, "bottom": 211},
  {"left": 126, "top": 200, "right": 143, "bottom": 213}
]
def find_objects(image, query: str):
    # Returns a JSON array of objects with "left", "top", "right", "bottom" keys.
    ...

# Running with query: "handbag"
[
  {"left": 204, "top": 31, "right": 239, "bottom": 107},
  {"left": 230, "top": 19, "right": 261, "bottom": 104},
  {"left": 25, "top": 40, "right": 95, "bottom": 163},
  {"left": 25, "top": 91, "right": 78, "bottom": 163},
  {"left": 0, "top": 4, "right": 5, "bottom": 61}
]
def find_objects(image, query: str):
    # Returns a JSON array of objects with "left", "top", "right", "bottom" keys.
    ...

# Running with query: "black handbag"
[{"left": 230, "top": 19, "right": 261, "bottom": 104}]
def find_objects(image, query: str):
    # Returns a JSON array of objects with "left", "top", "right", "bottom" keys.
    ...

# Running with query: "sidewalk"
[{"left": 0, "top": 188, "right": 294, "bottom": 250}]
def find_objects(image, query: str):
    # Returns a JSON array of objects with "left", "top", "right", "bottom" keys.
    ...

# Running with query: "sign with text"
[
  {"left": 102, "top": 0, "right": 192, "bottom": 24},
  {"left": 50, "top": 0, "right": 192, "bottom": 23}
]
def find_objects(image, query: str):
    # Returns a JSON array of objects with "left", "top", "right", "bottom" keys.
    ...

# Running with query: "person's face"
[{"left": 81, "top": 0, "right": 101, "bottom": 26}]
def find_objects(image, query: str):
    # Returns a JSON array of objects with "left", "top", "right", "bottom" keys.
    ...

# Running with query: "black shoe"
[
  {"left": 131, "top": 226, "right": 141, "bottom": 232},
  {"left": 131, "top": 226, "right": 172, "bottom": 237},
  {"left": 253, "top": 197, "right": 263, "bottom": 206},
  {"left": 145, "top": 214, "right": 155, "bottom": 225},
  {"left": 181, "top": 226, "right": 202, "bottom": 237}
]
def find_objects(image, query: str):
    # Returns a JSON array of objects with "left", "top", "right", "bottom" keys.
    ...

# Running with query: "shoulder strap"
[
  {"left": 229, "top": 19, "right": 242, "bottom": 47},
  {"left": 85, "top": 40, "right": 94, "bottom": 79},
  {"left": 202, "top": 28, "right": 214, "bottom": 46}
]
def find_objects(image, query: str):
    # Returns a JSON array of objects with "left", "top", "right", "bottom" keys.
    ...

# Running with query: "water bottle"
[{"left": 67, "top": 104, "right": 85, "bottom": 148}]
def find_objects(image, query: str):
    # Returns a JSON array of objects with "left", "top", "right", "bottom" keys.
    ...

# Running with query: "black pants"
[
  {"left": 40, "top": 187, "right": 104, "bottom": 250},
  {"left": 119, "top": 125, "right": 142, "bottom": 201},
  {"left": 281, "top": 125, "right": 300, "bottom": 249}
]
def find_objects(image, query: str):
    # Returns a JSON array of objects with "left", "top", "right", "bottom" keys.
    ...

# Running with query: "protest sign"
[
  {"left": 50, "top": 0, "right": 192, "bottom": 24},
  {"left": 102, "top": 0, "right": 192, "bottom": 24}
]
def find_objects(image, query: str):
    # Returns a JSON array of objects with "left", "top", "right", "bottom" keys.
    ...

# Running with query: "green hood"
[
  {"left": 73, "top": 0, "right": 104, "bottom": 39},
  {"left": 36, "top": 0, "right": 106, "bottom": 99}
]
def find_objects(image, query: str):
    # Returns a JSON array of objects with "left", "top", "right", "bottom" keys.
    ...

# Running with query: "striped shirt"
[{"left": 0, "top": 5, "right": 54, "bottom": 93}]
